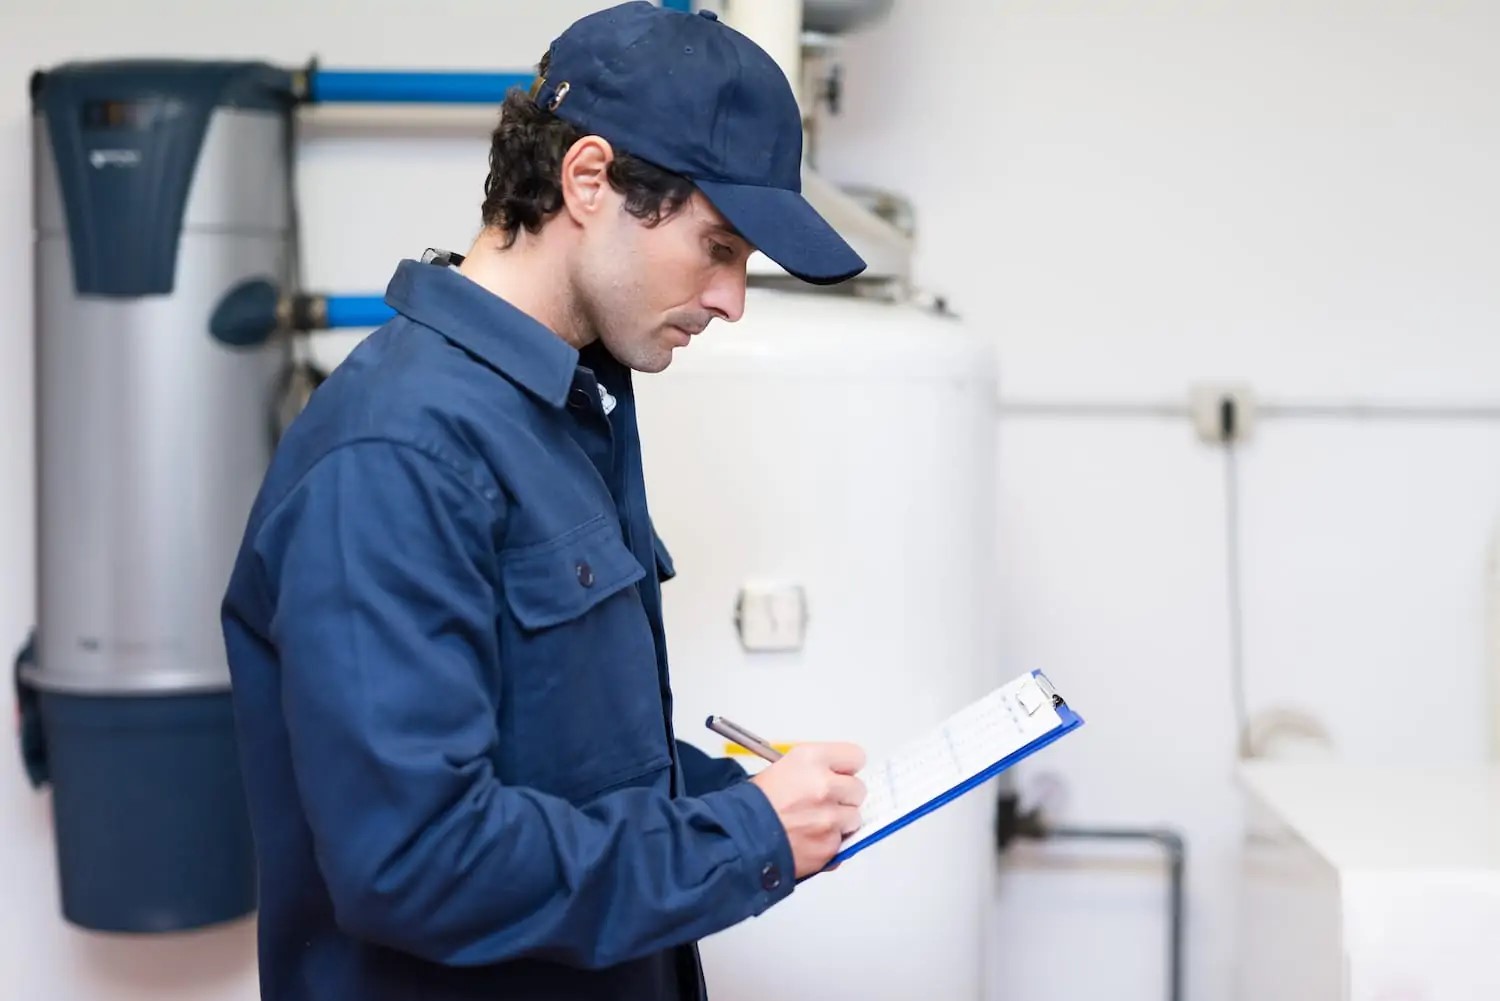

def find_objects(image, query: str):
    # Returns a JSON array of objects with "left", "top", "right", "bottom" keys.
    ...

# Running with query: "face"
[{"left": 563, "top": 143, "right": 752, "bottom": 373}]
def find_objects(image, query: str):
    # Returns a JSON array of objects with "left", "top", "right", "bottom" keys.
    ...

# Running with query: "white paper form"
[{"left": 840, "top": 672, "right": 1067, "bottom": 855}]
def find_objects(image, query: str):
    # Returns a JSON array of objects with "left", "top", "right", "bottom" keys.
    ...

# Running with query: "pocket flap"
[{"left": 501, "top": 516, "right": 646, "bottom": 630}]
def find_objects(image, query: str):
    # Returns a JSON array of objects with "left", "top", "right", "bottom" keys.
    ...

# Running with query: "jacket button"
[
  {"left": 760, "top": 862, "right": 782, "bottom": 892},
  {"left": 576, "top": 561, "right": 595, "bottom": 587}
]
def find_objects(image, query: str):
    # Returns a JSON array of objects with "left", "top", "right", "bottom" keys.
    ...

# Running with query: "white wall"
[
  {"left": 817, "top": 3, "right": 1500, "bottom": 1000},
  {"left": 4, "top": 3, "right": 1500, "bottom": 1001}
]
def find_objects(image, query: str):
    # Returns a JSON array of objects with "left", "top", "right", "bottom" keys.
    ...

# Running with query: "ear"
[{"left": 559, "top": 136, "right": 615, "bottom": 227}]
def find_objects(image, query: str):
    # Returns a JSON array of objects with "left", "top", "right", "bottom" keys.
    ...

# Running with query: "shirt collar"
[{"left": 383, "top": 255, "right": 579, "bottom": 408}]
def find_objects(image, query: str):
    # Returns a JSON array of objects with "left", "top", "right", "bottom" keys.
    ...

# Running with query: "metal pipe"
[
  {"left": 1041, "top": 825, "right": 1186, "bottom": 1001},
  {"left": 994, "top": 398, "right": 1500, "bottom": 423},
  {"left": 306, "top": 70, "right": 534, "bottom": 105},
  {"left": 720, "top": 0, "right": 804, "bottom": 107},
  {"left": 994, "top": 793, "right": 1186, "bottom": 1001}
]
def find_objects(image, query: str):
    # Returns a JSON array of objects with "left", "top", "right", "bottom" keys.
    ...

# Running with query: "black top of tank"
[
  {"left": 32, "top": 60, "right": 297, "bottom": 297},
  {"left": 31, "top": 59, "right": 295, "bottom": 112}
]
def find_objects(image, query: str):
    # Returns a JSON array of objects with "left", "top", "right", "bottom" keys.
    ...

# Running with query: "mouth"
[{"left": 668, "top": 325, "right": 697, "bottom": 347}]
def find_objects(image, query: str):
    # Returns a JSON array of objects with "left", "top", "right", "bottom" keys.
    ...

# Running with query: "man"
[{"left": 220, "top": 3, "right": 872, "bottom": 1000}]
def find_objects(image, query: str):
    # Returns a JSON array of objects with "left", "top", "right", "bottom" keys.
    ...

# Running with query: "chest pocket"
[{"left": 498, "top": 515, "right": 670, "bottom": 801}]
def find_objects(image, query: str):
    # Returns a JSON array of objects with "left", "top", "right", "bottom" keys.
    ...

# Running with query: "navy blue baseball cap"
[{"left": 532, "top": 1, "right": 866, "bottom": 286}]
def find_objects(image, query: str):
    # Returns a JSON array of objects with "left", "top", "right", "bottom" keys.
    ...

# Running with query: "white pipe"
[
  {"left": 1489, "top": 516, "right": 1500, "bottom": 760},
  {"left": 722, "top": 0, "right": 804, "bottom": 110}
]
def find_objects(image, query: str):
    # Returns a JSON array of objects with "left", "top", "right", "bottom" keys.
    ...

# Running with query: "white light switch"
[{"left": 734, "top": 582, "right": 807, "bottom": 652}]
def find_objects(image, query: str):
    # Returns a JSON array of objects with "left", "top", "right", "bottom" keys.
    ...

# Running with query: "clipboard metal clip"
[{"left": 1033, "top": 670, "right": 1066, "bottom": 709}]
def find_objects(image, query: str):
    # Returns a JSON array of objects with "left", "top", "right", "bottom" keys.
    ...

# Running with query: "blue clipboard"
[{"left": 828, "top": 669, "right": 1084, "bottom": 866}]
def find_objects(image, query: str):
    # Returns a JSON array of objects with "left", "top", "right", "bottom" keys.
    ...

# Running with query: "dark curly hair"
[{"left": 480, "top": 51, "right": 696, "bottom": 246}]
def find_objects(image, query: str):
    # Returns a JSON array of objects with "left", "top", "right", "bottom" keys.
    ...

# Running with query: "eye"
[{"left": 708, "top": 240, "right": 735, "bottom": 263}]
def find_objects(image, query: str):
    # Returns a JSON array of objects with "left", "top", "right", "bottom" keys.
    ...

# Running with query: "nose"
[{"left": 700, "top": 264, "right": 747, "bottom": 324}]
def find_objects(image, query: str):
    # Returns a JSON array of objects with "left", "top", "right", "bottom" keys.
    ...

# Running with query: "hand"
[{"left": 749, "top": 742, "right": 867, "bottom": 878}]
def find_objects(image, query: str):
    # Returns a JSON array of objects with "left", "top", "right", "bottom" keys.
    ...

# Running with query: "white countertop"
[{"left": 1237, "top": 760, "right": 1500, "bottom": 872}]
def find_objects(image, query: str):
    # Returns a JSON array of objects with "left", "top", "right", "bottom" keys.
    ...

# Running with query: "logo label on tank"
[{"left": 88, "top": 148, "right": 142, "bottom": 169}]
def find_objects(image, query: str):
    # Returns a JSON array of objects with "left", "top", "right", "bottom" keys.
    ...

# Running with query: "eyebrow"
[{"left": 704, "top": 220, "right": 749, "bottom": 244}]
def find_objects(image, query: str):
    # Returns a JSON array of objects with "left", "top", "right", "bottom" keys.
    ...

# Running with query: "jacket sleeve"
[
  {"left": 677, "top": 740, "right": 751, "bottom": 795},
  {"left": 255, "top": 440, "right": 794, "bottom": 969}
]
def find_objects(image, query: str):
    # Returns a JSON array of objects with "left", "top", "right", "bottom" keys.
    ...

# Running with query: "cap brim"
[{"left": 694, "top": 178, "right": 867, "bottom": 286}]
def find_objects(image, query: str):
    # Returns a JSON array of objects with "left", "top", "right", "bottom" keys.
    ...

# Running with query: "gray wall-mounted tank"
[{"left": 19, "top": 59, "right": 295, "bottom": 932}]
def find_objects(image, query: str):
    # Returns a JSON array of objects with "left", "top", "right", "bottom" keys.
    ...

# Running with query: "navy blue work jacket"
[{"left": 220, "top": 253, "right": 795, "bottom": 1001}]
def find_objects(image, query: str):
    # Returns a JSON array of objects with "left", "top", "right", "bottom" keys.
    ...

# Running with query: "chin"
[
  {"left": 633, "top": 351, "right": 673, "bottom": 375},
  {"left": 599, "top": 331, "right": 673, "bottom": 374},
  {"left": 625, "top": 339, "right": 676, "bottom": 374}
]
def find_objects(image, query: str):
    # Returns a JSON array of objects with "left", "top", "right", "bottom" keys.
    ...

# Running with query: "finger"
[
  {"left": 818, "top": 742, "right": 866, "bottom": 774},
  {"left": 838, "top": 805, "right": 864, "bottom": 836},
  {"left": 829, "top": 773, "right": 867, "bottom": 807}
]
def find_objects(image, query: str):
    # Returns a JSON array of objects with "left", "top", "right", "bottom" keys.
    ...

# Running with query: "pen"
[{"left": 705, "top": 715, "right": 783, "bottom": 762}]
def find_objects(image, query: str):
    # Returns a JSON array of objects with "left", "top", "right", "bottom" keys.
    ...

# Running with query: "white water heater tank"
[{"left": 634, "top": 284, "right": 999, "bottom": 1000}]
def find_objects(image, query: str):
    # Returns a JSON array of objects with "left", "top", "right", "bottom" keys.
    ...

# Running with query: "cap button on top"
[{"left": 697, "top": 8, "right": 718, "bottom": 20}]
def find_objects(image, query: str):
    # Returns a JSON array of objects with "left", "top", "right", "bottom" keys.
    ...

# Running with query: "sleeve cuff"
[
  {"left": 720, "top": 757, "right": 751, "bottom": 787},
  {"left": 700, "top": 779, "right": 796, "bottom": 915}
]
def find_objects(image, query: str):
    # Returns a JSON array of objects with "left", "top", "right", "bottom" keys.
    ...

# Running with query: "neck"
[{"left": 457, "top": 227, "right": 595, "bottom": 350}]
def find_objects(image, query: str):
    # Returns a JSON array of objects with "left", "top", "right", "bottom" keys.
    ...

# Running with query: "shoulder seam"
[
  {"left": 299, "top": 435, "right": 500, "bottom": 507},
  {"left": 243, "top": 436, "right": 503, "bottom": 621},
  {"left": 255, "top": 437, "right": 502, "bottom": 554}
]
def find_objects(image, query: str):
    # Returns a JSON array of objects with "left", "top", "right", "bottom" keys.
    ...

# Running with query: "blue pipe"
[
  {"left": 307, "top": 70, "right": 534, "bottom": 104},
  {"left": 323, "top": 295, "right": 396, "bottom": 329},
  {"left": 305, "top": 4, "right": 691, "bottom": 104}
]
